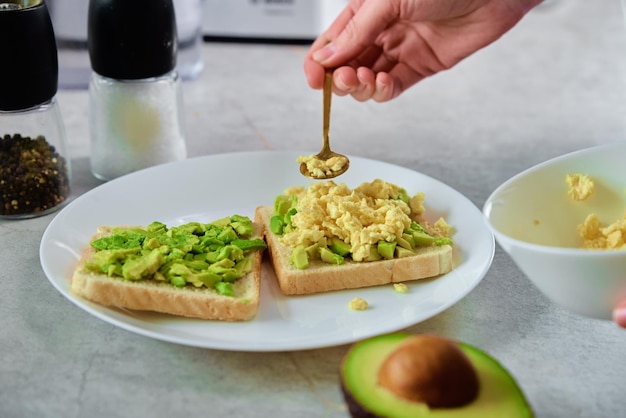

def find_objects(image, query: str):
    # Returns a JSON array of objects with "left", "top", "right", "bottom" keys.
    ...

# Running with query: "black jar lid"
[
  {"left": 88, "top": 0, "right": 177, "bottom": 80},
  {"left": 0, "top": 1, "right": 58, "bottom": 111}
]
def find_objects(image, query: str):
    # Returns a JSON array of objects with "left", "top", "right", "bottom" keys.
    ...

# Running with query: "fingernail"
[
  {"left": 614, "top": 305, "right": 626, "bottom": 328},
  {"left": 312, "top": 43, "right": 336, "bottom": 63}
]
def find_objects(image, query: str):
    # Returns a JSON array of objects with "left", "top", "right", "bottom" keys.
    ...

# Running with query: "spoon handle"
[{"left": 322, "top": 70, "right": 333, "bottom": 152}]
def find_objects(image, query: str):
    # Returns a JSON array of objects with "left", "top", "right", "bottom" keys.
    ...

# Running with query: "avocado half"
[{"left": 340, "top": 333, "right": 533, "bottom": 418}]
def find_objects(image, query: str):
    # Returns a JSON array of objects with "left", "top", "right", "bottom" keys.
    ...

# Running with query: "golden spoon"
[{"left": 299, "top": 70, "right": 350, "bottom": 179}]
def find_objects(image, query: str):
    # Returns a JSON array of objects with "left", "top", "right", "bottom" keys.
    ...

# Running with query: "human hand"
[
  {"left": 614, "top": 301, "right": 626, "bottom": 328},
  {"left": 304, "top": 0, "right": 543, "bottom": 102}
]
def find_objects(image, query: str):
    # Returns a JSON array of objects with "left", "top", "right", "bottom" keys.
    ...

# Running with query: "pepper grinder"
[
  {"left": 88, "top": 0, "right": 187, "bottom": 181},
  {"left": 0, "top": 0, "right": 71, "bottom": 219}
]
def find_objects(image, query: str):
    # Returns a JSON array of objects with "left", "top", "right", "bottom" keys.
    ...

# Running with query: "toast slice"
[
  {"left": 71, "top": 218, "right": 265, "bottom": 321},
  {"left": 255, "top": 205, "right": 453, "bottom": 296}
]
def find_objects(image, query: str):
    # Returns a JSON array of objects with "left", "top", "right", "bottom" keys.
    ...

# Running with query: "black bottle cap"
[
  {"left": 0, "top": 1, "right": 58, "bottom": 111},
  {"left": 88, "top": 0, "right": 177, "bottom": 80}
]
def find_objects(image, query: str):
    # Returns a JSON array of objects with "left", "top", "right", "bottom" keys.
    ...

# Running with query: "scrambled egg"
[
  {"left": 433, "top": 217, "right": 452, "bottom": 238},
  {"left": 566, "top": 173, "right": 595, "bottom": 201},
  {"left": 297, "top": 154, "right": 348, "bottom": 178},
  {"left": 280, "top": 179, "right": 444, "bottom": 261},
  {"left": 578, "top": 212, "right": 626, "bottom": 249},
  {"left": 566, "top": 173, "right": 626, "bottom": 249},
  {"left": 349, "top": 297, "right": 368, "bottom": 311}
]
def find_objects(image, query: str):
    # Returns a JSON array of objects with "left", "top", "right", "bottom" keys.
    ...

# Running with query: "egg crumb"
[
  {"left": 568, "top": 173, "right": 626, "bottom": 249},
  {"left": 433, "top": 218, "right": 452, "bottom": 238},
  {"left": 349, "top": 297, "right": 368, "bottom": 311},
  {"left": 393, "top": 283, "right": 409, "bottom": 293},
  {"left": 566, "top": 173, "right": 595, "bottom": 201},
  {"left": 577, "top": 212, "right": 626, "bottom": 250}
]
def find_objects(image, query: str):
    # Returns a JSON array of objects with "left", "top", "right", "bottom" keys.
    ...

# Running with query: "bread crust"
[
  {"left": 255, "top": 206, "right": 453, "bottom": 296},
  {"left": 71, "top": 224, "right": 263, "bottom": 321}
]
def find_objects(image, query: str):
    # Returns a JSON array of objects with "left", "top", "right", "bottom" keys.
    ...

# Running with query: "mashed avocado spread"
[{"left": 85, "top": 215, "right": 266, "bottom": 296}]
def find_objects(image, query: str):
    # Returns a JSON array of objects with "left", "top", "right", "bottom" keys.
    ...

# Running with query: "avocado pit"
[{"left": 377, "top": 334, "right": 479, "bottom": 408}]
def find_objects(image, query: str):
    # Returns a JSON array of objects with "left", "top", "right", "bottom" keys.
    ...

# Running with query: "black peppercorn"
[{"left": 0, "top": 134, "right": 70, "bottom": 217}]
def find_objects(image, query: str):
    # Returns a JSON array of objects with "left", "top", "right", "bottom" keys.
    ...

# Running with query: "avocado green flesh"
[
  {"left": 341, "top": 333, "right": 533, "bottom": 418},
  {"left": 290, "top": 246, "right": 309, "bottom": 269},
  {"left": 85, "top": 217, "right": 265, "bottom": 296}
]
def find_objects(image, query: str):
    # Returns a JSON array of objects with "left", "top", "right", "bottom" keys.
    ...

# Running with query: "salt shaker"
[
  {"left": 87, "top": 0, "right": 187, "bottom": 181},
  {"left": 0, "top": 0, "right": 72, "bottom": 219}
]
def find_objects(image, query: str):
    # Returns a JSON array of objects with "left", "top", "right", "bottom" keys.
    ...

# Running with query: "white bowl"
[{"left": 483, "top": 141, "right": 626, "bottom": 320}]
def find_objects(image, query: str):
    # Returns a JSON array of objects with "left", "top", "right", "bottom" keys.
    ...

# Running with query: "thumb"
[{"left": 312, "top": 1, "right": 397, "bottom": 67}]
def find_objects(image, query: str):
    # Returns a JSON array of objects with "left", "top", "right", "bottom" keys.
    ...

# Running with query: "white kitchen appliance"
[{"left": 202, "top": 0, "right": 347, "bottom": 41}]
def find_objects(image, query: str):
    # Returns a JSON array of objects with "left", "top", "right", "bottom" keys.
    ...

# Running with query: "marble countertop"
[{"left": 2, "top": 1, "right": 626, "bottom": 417}]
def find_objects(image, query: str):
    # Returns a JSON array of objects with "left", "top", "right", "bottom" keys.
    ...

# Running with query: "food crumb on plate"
[
  {"left": 349, "top": 297, "right": 368, "bottom": 311},
  {"left": 393, "top": 283, "right": 408, "bottom": 293}
]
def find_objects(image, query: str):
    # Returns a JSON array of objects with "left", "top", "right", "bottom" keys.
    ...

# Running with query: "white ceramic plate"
[{"left": 40, "top": 151, "right": 494, "bottom": 352}]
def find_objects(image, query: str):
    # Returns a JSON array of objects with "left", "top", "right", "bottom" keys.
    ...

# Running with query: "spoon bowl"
[{"left": 299, "top": 70, "right": 350, "bottom": 180}]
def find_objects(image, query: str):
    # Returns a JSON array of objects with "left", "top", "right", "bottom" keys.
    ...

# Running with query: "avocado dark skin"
[
  {"left": 341, "top": 384, "right": 385, "bottom": 418},
  {"left": 340, "top": 333, "right": 533, "bottom": 418}
]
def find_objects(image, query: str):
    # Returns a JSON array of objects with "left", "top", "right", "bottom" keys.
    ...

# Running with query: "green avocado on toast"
[{"left": 84, "top": 215, "right": 266, "bottom": 296}]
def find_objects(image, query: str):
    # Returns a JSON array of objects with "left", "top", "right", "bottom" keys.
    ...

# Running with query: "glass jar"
[
  {"left": 0, "top": 100, "right": 71, "bottom": 218},
  {"left": 89, "top": 71, "right": 186, "bottom": 181},
  {"left": 0, "top": 0, "right": 71, "bottom": 219},
  {"left": 87, "top": 0, "right": 187, "bottom": 181}
]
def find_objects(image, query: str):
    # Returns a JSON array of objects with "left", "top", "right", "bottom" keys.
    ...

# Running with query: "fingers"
[
  {"left": 311, "top": 1, "right": 397, "bottom": 68},
  {"left": 303, "top": 59, "right": 326, "bottom": 90},
  {"left": 304, "top": 57, "right": 398, "bottom": 102},
  {"left": 304, "top": 1, "right": 399, "bottom": 97},
  {"left": 304, "top": 5, "right": 357, "bottom": 90},
  {"left": 372, "top": 72, "right": 396, "bottom": 102},
  {"left": 614, "top": 301, "right": 626, "bottom": 328},
  {"left": 332, "top": 67, "right": 396, "bottom": 102},
  {"left": 334, "top": 67, "right": 373, "bottom": 101}
]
